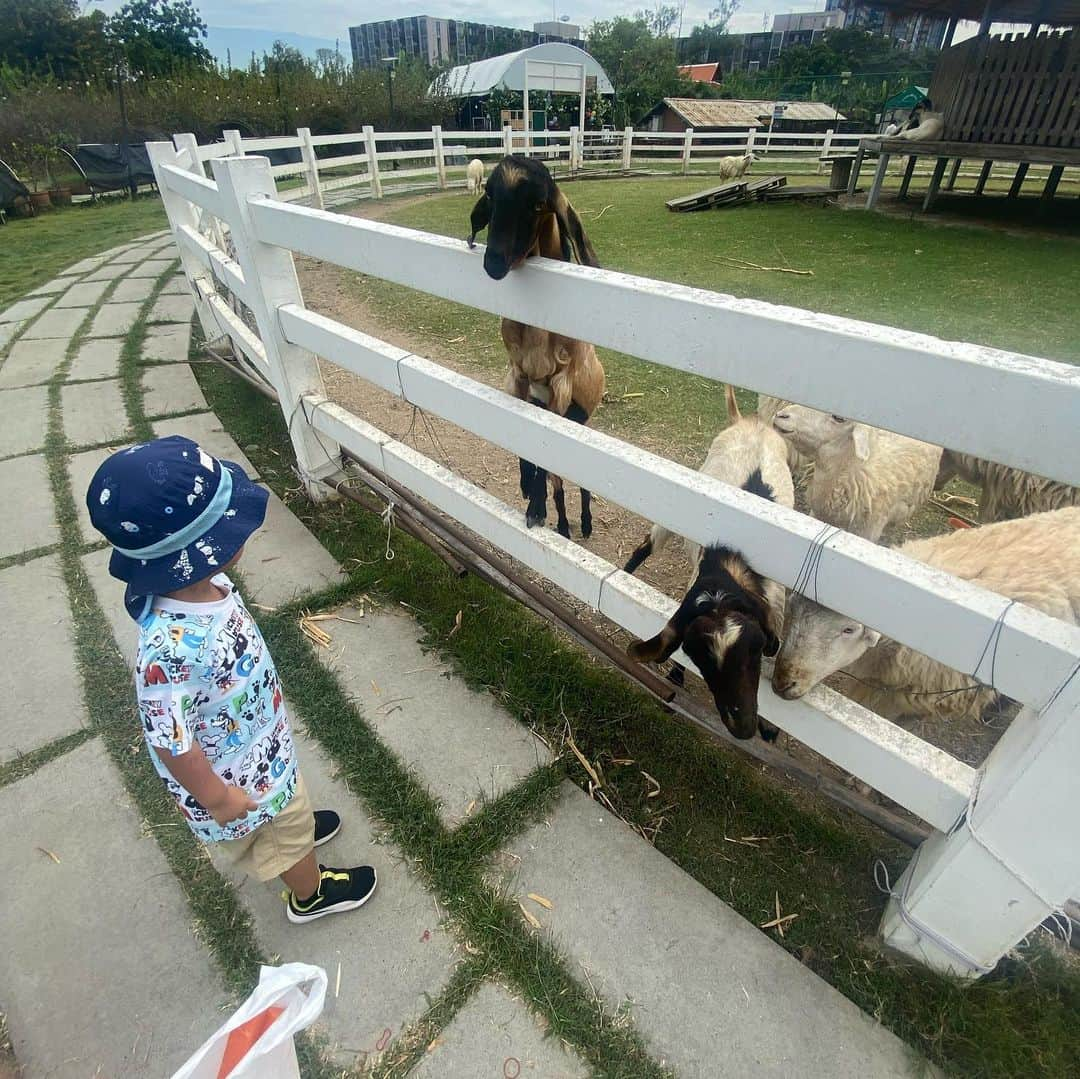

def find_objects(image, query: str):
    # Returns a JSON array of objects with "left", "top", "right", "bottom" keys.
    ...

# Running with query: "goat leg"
[
  {"left": 519, "top": 457, "right": 536, "bottom": 500},
  {"left": 580, "top": 487, "right": 593, "bottom": 538},
  {"left": 551, "top": 475, "right": 571, "bottom": 539},
  {"left": 526, "top": 465, "right": 548, "bottom": 528}
]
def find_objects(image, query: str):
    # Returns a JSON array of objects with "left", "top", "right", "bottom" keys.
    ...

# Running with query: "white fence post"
[
  {"left": 223, "top": 129, "right": 243, "bottom": 156},
  {"left": 363, "top": 125, "right": 383, "bottom": 199},
  {"left": 146, "top": 141, "right": 217, "bottom": 342},
  {"left": 298, "top": 127, "right": 324, "bottom": 209},
  {"left": 172, "top": 132, "right": 231, "bottom": 263},
  {"left": 210, "top": 155, "right": 342, "bottom": 500},
  {"left": 819, "top": 128, "right": 834, "bottom": 174},
  {"left": 621, "top": 126, "right": 633, "bottom": 171},
  {"left": 746, "top": 126, "right": 757, "bottom": 155},
  {"left": 432, "top": 125, "right": 447, "bottom": 189},
  {"left": 569, "top": 125, "right": 580, "bottom": 172},
  {"left": 880, "top": 684, "right": 1080, "bottom": 977},
  {"left": 503, "top": 125, "right": 514, "bottom": 157},
  {"left": 681, "top": 127, "right": 694, "bottom": 174}
]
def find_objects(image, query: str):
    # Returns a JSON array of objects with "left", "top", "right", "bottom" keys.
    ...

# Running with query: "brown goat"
[{"left": 467, "top": 155, "right": 605, "bottom": 538}]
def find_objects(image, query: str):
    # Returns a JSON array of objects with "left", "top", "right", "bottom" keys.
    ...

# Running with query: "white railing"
[{"left": 149, "top": 137, "right": 1080, "bottom": 981}]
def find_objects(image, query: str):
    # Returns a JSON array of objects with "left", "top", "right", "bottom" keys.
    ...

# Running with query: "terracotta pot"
[
  {"left": 50, "top": 187, "right": 73, "bottom": 205},
  {"left": 29, "top": 191, "right": 52, "bottom": 210}
]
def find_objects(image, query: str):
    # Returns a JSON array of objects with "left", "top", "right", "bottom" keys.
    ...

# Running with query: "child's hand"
[{"left": 206, "top": 784, "right": 258, "bottom": 826}]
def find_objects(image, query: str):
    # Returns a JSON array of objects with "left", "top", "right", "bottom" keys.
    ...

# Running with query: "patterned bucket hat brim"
[{"left": 86, "top": 436, "right": 268, "bottom": 621}]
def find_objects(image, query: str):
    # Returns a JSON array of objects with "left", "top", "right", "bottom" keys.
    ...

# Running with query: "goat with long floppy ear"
[{"left": 467, "top": 156, "right": 606, "bottom": 540}]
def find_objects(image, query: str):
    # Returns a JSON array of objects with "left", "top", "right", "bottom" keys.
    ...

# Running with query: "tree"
[
  {"left": 262, "top": 41, "right": 309, "bottom": 77},
  {"left": 587, "top": 17, "right": 682, "bottom": 126},
  {"left": 107, "top": 0, "right": 211, "bottom": 76},
  {"left": 679, "top": 0, "right": 741, "bottom": 63},
  {"left": 636, "top": 4, "right": 680, "bottom": 37},
  {"left": 0, "top": 0, "right": 97, "bottom": 80}
]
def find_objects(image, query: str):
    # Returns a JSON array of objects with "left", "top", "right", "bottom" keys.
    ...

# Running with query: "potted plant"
[
  {"left": 24, "top": 142, "right": 54, "bottom": 210},
  {"left": 47, "top": 133, "right": 75, "bottom": 205}
]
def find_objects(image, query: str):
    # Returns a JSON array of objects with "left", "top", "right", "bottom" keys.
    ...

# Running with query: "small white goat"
[
  {"left": 772, "top": 405, "right": 941, "bottom": 542},
  {"left": 718, "top": 152, "right": 756, "bottom": 181},
  {"left": 883, "top": 122, "right": 901, "bottom": 137},
  {"left": 898, "top": 111, "right": 945, "bottom": 141},
  {"left": 937, "top": 450, "right": 1080, "bottom": 523},
  {"left": 772, "top": 507, "right": 1080, "bottom": 721},
  {"left": 625, "top": 385, "right": 794, "bottom": 642},
  {"left": 466, "top": 158, "right": 485, "bottom": 195}
]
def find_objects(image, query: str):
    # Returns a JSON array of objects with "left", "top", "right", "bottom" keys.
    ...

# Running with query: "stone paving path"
[{"left": 0, "top": 235, "right": 924, "bottom": 1077}]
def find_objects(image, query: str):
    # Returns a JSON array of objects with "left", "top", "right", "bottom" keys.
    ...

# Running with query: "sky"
[{"left": 90, "top": 0, "right": 999, "bottom": 61}]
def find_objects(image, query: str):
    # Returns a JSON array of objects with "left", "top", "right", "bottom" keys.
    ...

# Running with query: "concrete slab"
[
  {"left": 0, "top": 385, "right": 49, "bottom": 457},
  {"left": 0, "top": 455, "right": 57, "bottom": 558},
  {"left": 26, "top": 278, "right": 71, "bottom": 296},
  {"left": 0, "top": 556, "right": 85, "bottom": 760},
  {"left": 0, "top": 339, "right": 66, "bottom": 388},
  {"left": 0, "top": 740, "right": 230, "bottom": 1077},
  {"left": 110, "top": 246, "right": 153, "bottom": 264},
  {"left": 152, "top": 412, "right": 257, "bottom": 477},
  {"left": 148, "top": 294, "right": 194, "bottom": 324},
  {"left": 161, "top": 275, "right": 190, "bottom": 295},
  {"left": 315, "top": 608, "right": 549, "bottom": 823},
  {"left": 85, "top": 301, "right": 142, "bottom": 339},
  {"left": 128, "top": 258, "right": 175, "bottom": 279},
  {"left": 81, "top": 545, "right": 134, "bottom": 667},
  {"left": 61, "top": 379, "right": 129, "bottom": 446},
  {"left": 54, "top": 280, "right": 111, "bottom": 308},
  {"left": 143, "top": 363, "right": 208, "bottom": 418},
  {"left": 143, "top": 323, "right": 191, "bottom": 364},
  {"left": 69, "top": 446, "right": 131, "bottom": 544},
  {"left": 21, "top": 306, "right": 89, "bottom": 340},
  {"left": 0, "top": 296, "right": 52, "bottom": 324},
  {"left": 64, "top": 254, "right": 108, "bottom": 274},
  {"left": 211, "top": 728, "right": 458, "bottom": 1069},
  {"left": 496, "top": 783, "right": 922, "bottom": 1078},
  {"left": 111, "top": 276, "right": 157, "bottom": 303},
  {"left": 0, "top": 321, "right": 25, "bottom": 351},
  {"left": 83, "top": 262, "right": 131, "bottom": 283},
  {"left": 68, "top": 338, "right": 123, "bottom": 381},
  {"left": 241, "top": 488, "right": 342, "bottom": 608},
  {"left": 411, "top": 984, "right": 588, "bottom": 1079}
]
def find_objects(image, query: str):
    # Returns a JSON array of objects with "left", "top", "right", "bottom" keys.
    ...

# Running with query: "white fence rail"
[{"left": 150, "top": 137, "right": 1080, "bottom": 980}]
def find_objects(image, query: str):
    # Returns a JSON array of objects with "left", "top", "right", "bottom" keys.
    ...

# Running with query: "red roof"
[{"left": 678, "top": 62, "right": 720, "bottom": 83}]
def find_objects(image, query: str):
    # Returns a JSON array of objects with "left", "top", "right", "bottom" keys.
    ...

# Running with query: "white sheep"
[
  {"left": 897, "top": 111, "right": 945, "bottom": 141},
  {"left": 466, "top": 158, "right": 485, "bottom": 195},
  {"left": 937, "top": 450, "right": 1080, "bottom": 523},
  {"left": 718, "top": 151, "right": 756, "bottom": 182},
  {"left": 883, "top": 122, "right": 901, "bottom": 137},
  {"left": 757, "top": 394, "right": 809, "bottom": 473},
  {"left": 772, "top": 507, "right": 1080, "bottom": 721},
  {"left": 771, "top": 405, "right": 941, "bottom": 542}
]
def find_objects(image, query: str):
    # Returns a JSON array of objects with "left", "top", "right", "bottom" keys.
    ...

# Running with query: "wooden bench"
[{"left": 819, "top": 154, "right": 857, "bottom": 191}]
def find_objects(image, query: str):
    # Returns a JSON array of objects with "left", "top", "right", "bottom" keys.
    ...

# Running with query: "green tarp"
[{"left": 883, "top": 85, "right": 929, "bottom": 111}]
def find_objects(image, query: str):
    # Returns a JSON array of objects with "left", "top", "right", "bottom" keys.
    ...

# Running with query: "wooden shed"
[{"left": 846, "top": 0, "right": 1079, "bottom": 210}]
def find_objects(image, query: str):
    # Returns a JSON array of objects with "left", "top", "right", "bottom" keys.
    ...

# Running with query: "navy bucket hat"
[{"left": 86, "top": 436, "right": 268, "bottom": 622}]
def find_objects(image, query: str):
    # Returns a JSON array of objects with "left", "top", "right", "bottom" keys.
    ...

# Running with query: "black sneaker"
[
  {"left": 287, "top": 864, "right": 377, "bottom": 924},
  {"left": 313, "top": 810, "right": 341, "bottom": 847}
]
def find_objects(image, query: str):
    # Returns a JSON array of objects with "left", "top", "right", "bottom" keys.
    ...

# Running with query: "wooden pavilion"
[{"left": 845, "top": 0, "right": 1079, "bottom": 210}]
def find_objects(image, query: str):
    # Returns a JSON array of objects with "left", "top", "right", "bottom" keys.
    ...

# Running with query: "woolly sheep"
[
  {"left": 771, "top": 507, "right": 1080, "bottom": 721},
  {"left": 771, "top": 405, "right": 941, "bottom": 542},
  {"left": 757, "top": 394, "right": 809, "bottom": 473},
  {"left": 897, "top": 111, "right": 945, "bottom": 141},
  {"left": 718, "top": 152, "right": 756, "bottom": 181},
  {"left": 466, "top": 158, "right": 485, "bottom": 195},
  {"left": 937, "top": 450, "right": 1080, "bottom": 523}
]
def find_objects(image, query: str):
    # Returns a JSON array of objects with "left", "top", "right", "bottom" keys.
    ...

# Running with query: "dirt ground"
[{"left": 294, "top": 196, "right": 1004, "bottom": 784}]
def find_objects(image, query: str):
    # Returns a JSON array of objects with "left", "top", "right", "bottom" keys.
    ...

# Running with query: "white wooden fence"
[
  {"left": 150, "top": 135, "right": 1080, "bottom": 980},
  {"left": 180, "top": 125, "right": 868, "bottom": 208}
]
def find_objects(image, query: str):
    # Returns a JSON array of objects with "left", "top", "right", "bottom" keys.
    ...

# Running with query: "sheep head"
[
  {"left": 771, "top": 594, "right": 881, "bottom": 699},
  {"left": 467, "top": 155, "right": 597, "bottom": 280},
  {"left": 771, "top": 405, "right": 872, "bottom": 461}
]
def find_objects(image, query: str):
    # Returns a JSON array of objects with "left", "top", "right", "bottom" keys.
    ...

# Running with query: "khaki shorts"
[{"left": 216, "top": 772, "right": 314, "bottom": 882}]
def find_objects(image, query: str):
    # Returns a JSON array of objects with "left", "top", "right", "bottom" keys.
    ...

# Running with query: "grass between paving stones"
[
  {"left": 0, "top": 197, "right": 166, "bottom": 310},
  {"left": 0, "top": 729, "right": 97, "bottom": 790},
  {"left": 195, "top": 348, "right": 1080, "bottom": 1078},
  {"left": 0, "top": 542, "right": 60, "bottom": 572}
]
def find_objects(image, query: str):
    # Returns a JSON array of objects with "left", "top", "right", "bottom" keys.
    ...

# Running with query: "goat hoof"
[
  {"left": 580, "top": 515, "right": 593, "bottom": 539},
  {"left": 667, "top": 664, "right": 686, "bottom": 688},
  {"left": 757, "top": 719, "right": 780, "bottom": 743},
  {"left": 556, "top": 521, "right": 571, "bottom": 539},
  {"left": 526, "top": 508, "right": 547, "bottom": 529}
]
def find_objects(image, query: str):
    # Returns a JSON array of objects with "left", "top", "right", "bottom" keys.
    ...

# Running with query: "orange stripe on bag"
[{"left": 217, "top": 1005, "right": 285, "bottom": 1078}]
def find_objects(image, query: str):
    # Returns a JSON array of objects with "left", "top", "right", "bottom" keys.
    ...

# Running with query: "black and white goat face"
[{"left": 628, "top": 574, "right": 779, "bottom": 741}]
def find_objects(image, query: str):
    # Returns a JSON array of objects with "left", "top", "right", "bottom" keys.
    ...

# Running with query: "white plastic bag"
[{"left": 172, "top": 962, "right": 327, "bottom": 1079}]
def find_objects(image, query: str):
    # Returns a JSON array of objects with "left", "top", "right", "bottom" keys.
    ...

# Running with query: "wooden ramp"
[{"left": 666, "top": 175, "right": 786, "bottom": 212}]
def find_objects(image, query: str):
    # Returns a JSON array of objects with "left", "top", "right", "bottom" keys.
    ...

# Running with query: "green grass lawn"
[{"left": 0, "top": 196, "right": 166, "bottom": 310}]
